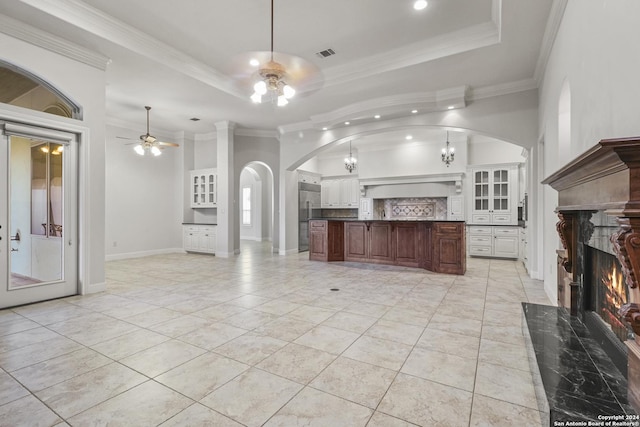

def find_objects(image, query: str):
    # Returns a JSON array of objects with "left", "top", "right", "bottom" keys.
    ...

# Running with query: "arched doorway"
[{"left": 239, "top": 162, "right": 274, "bottom": 254}]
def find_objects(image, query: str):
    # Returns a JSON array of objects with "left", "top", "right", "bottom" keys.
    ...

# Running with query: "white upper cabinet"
[
  {"left": 321, "top": 177, "right": 359, "bottom": 208},
  {"left": 190, "top": 168, "right": 217, "bottom": 208},
  {"left": 469, "top": 164, "right": 519, "bottom": 225}
]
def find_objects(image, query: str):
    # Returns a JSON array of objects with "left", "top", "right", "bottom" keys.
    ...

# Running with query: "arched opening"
[
  {"left": 239, "top": 161, "right": 274, "bottom": 254},
  {"left": 0, "top": 61, "right": 81, "bottom": 119}
]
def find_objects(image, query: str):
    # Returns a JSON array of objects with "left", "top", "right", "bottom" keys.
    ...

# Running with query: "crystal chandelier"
[
  {"left": 250, "top": 0, "right": 295, "bottom": 106},
  {"left": 441, "top": 131, "right": 455, "bottom": 167},
  {"left": 344, "top": 141, "right": 357, "bottom": 173}
]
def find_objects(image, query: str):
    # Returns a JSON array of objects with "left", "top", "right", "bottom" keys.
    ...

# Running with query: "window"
[
  {"left": 242, "top": 186, "right": 251, "bottom": 226},
  {"left": 1, "top": 62, "right": 79, "bottom": 119}
]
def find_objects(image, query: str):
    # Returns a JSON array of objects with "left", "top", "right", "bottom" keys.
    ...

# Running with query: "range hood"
[{"left": 359, "top": 172, "right": 464, "bottom": 198}]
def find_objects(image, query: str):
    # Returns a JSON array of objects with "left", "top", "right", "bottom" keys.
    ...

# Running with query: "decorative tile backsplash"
[{"left": 383, "top": 198, "right": 447, "bottom": 220}]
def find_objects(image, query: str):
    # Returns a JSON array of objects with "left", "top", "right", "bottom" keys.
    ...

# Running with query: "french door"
[{"left": 0, "top": 122, "right": 78, "bottom": 309}]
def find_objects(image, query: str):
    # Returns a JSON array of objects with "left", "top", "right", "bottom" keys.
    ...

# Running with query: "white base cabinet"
[
  {"left": 183, "top": 225, "right": 216, "bottom": 254},
  {"left": 468, "top": 225, "right": 518, "bottom": 259}
]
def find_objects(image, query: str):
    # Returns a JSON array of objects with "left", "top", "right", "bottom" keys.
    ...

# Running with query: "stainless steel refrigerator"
[{"left": 298, "top": 182, "right": 321, "bottom": 252}]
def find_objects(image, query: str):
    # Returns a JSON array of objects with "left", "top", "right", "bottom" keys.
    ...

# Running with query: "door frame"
[{"left": 0, "top": 104, "right": 93, "bottom": 298}]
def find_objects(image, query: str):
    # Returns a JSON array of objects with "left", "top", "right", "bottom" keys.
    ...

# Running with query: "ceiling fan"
[
  {"left": 121, "top": 106, "right": 179, "bottom": 156},
  {"left": 225, "top": 0, "right": 323, "bottom": 105}
]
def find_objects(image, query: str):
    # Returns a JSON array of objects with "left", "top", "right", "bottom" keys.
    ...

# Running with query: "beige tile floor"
[{"left": 0, "top": 241, "right": 552, "bottom": 426}]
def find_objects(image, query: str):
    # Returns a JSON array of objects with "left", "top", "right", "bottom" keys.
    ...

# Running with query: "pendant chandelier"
[
  {"left": 344, "top": 141, "right": 357, "bottom": 173},
  {"left": 250, "top": 0, "right": 295, "bottom": 106},
  {"left": 441, "top": 131, "right": 455, "bottom": 167}
]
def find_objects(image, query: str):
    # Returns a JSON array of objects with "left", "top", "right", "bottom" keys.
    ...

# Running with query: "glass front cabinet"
[
  {"left": 190, "top": 168, "right": 217, "bottom": 208},
  {"left": 469, "top": 164, "right": 518, "bottom": 225}
]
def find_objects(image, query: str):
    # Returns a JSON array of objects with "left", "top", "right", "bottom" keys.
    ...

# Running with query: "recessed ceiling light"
[
  {"left": 322, "top": 127, "right": 328, "bottom": 131},
  {"left": 374, "top": 115, "right": 381, "bottom": 119},
  {"left": 411, "top": 110, "right": 418, "bottom": 114},
  {"left": 249, "top": 59, "right": 260, "bottom": 67},
  {"left": 345, "top": 121, "right": 350, "bottom": 125},
  {"left": 447, "top": 105, "right": 455, "bottom": 110},
  {"left": 406, "top": 135, "right": 413, "bottom": 140},
  {"left": 414, "top": 0, "right": 428, "bottom": 11}
]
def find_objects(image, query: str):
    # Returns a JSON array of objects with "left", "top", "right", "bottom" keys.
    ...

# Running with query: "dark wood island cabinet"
[{"left": 309, "top": 219, "right": 466, "bottom": 275}]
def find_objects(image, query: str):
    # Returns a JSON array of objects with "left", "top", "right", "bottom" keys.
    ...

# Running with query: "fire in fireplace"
[
  {"left": 586, "top": 244, "right": 634, "bottom": 374},
  {"left": 589, "top": 247, "right": 631, "bottom": 344}
]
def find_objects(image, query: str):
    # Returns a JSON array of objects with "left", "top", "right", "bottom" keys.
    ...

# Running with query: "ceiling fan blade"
[
  {"left": 225, "top": 51, "right": 324, "bottom": 96},
  {"left": 116, "top": 136, "right": 136, "bottom": 141},
  {"left": 157, "top": 141, "right": 179, "bottom": 147}
]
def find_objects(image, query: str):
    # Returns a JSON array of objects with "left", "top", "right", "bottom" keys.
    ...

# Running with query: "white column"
[{"left": 215, "top": 121, "right": 236, "bottom": 257}]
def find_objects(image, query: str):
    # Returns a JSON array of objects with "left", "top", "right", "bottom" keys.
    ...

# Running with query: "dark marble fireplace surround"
[{"left": 534, "top": 137, "right": 640, "bottom": 423}]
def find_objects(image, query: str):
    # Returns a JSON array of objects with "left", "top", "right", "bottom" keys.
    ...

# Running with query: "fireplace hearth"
[{"left": 543, "top": 137, "right": 640, "bottom": 415}]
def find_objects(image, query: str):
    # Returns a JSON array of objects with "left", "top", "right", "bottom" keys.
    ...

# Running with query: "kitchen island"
[{"left": 308, "top": 219, "right": 466, "bottom": 275}]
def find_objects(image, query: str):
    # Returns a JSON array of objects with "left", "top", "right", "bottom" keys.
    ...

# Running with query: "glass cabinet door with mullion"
[
  {"left": 492, "top": 169, "right": 509, "bottom": 212},
  {"left": 474, "top": 171, "right": 490, "bottom": 212}
]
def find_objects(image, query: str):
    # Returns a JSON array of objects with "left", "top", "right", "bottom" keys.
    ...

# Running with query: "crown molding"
[
  {"left": 534, "top": 0, "right": 568, "bottom": 85},
  {"left": 19, "top": 0, "right": 243, "bottom": 98},
  {"left": 235, "top": 128, "right": 279, "bottom": 139},
  {"left": 309, "top": 86, "right": 468, "bottom": 130},
  {"left": 0, "top": 13, "right": 110, "bottom": 70},
  {"left": 321, "top": 21, "right": 500, "bottom": 89},
  {"left": 194, "top": 132, "right": 217, "bottom": 142},
  {"left": 468, "top": 78, "right": 538, "bottom": 101},
  {"left": 360, "top": 173, "right": 465, "bottom": 187},
  {"left": 281, "top": 78, "right": 537, "bottom": 135},
  {"left": 278, "top": 120, "right": 315, "bottom": 135}
]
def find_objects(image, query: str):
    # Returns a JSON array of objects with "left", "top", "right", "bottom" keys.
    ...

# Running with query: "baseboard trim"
[
  {"left": 279, "top": 248, "right": 299, "bottom": 256},
  {"left": 84, "top": 281, "right": 106, "bottom": 295}
]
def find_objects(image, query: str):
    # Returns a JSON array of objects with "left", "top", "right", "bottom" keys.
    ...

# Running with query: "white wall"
[
  {"left": 0, "top": 31, "right": 107, "bottom": 294},
  {"left": 105, "top": 124, "right": 183, "bottom": 259},
  {"left": 537, "top": 0, "right": 640, "bottom": 302},
  {"left": 467, "top": 137, "right": 526, "bottom": 166}
]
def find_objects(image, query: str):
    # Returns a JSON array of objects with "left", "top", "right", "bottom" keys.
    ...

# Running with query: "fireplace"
[
  {"left": 585, "top": 235, "right": 633, "bottom": 374},
  {"left": 543, "top": 137, "right": 640, "bottom": 413},
  {"left": 588, "top": 247, "right": 629, "bottom": 343}
]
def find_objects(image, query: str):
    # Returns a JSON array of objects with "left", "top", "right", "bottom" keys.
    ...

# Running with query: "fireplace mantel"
[
  {"left": 542, "top": 137, "right": 640, "bottom": 215},
  {"left": 542, "top": 137, "right": 640, "bottom": 414}
]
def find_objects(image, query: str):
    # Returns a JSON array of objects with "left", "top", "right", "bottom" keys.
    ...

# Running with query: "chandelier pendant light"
[
  {"left": 441, "top": 131, "right": 455, "bottom": 167},
  {"left": 251, "top": 0, "right": 295, "bottom": 106},
  {"left": 442, "top": 131, "right": 455, "bottom": 167},
  {"left": 344, "top": 141, "right": 357, "bottom": 173}
]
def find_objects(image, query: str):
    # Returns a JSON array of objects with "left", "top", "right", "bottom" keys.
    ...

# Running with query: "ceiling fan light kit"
[
  {"left": 250, "top": 0, "right": 295, "bottom": 107},
  {"left": 132, "top": 106, "right": 179, "bottom": 156}
]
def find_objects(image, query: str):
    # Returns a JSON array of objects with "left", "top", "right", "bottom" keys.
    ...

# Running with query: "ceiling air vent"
[{"left": 315, "top": 48, "right": 336, "bottom": 59}]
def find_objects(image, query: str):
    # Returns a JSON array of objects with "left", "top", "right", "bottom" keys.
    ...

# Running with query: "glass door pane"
[{"left": 10, "top": 139, "right": 64, "bottom": 288}]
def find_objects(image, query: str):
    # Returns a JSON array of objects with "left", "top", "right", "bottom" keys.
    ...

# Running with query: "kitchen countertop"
[
  {"left": 182, "top": 222, "right": 217, "bottom": 225},
  {"left": 310, "top": 218, "right": 465, "bottom": 222}
]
